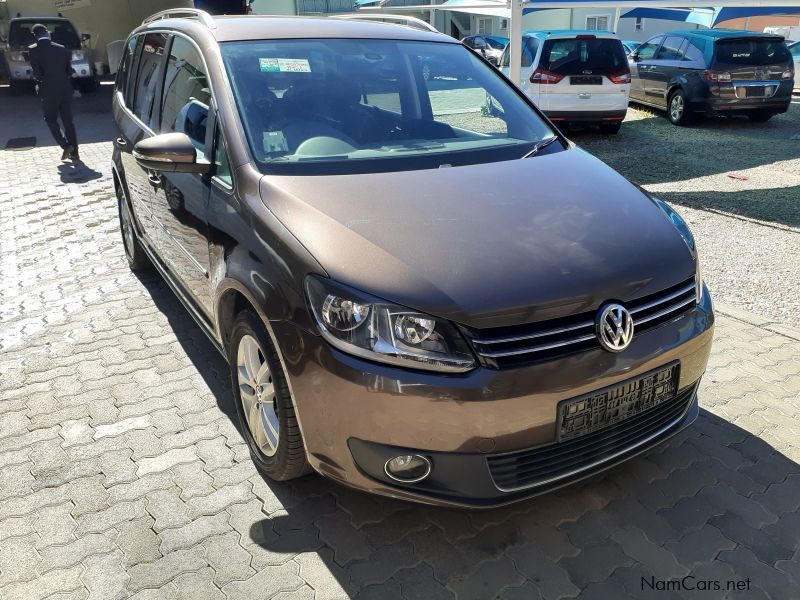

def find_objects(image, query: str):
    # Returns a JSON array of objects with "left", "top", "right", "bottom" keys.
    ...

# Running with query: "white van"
[{"left": 501, "top": 30, "right": 631, "bottom": 134}]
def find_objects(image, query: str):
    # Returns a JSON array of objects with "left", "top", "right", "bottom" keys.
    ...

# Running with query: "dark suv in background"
[{"left": 630, "top": 29, "right": 794, "bottom": 125}]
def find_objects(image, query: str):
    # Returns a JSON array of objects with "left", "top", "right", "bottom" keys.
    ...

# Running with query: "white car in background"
[
  {"left": 790, "top": 41, "right": 800, "bottom": 93},
  {"left": 501, "top": 30, "right": 631, "bottom": 134}
]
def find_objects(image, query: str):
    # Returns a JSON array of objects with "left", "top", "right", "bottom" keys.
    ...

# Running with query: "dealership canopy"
[{"left": 620, "top": 5, "right": 800, "bottom": 26}]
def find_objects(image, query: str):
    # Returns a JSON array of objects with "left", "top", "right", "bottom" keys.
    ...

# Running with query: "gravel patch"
[{"left": 576, "top": 102, "right": 800, "bottom": 328}]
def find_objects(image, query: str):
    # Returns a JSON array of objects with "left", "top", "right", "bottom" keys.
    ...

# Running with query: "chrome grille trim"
[{"left": 468, "top": 277, "right": 697, "bottom": 367}]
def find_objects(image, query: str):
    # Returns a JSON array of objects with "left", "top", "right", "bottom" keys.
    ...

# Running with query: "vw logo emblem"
[
  {"left": 582, "top": 69, "right": 593, "bottom": 75},
  {"left": 597, "top": 304, "right": 634, "bottom": 352}
]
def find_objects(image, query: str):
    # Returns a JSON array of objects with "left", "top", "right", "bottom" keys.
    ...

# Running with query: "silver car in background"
[{"left": 3, "top": 16, "right": 97, "bottom": 93}]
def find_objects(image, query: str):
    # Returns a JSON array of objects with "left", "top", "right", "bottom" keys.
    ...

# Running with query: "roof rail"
[
  {"left": 332, "top": 14, "right": 438, "bottom": 34},
  {"left": 142, "top": 8, "right": 216, "bottom": 30}
]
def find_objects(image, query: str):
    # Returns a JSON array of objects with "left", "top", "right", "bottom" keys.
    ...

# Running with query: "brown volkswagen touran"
[{"left": 112, "top": 10, "right": 713, "bottom": 507}]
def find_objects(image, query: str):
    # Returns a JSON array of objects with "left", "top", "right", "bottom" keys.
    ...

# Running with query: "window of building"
[
  {"left": 635, "top": 17, "right": 644, "bottom": 31},
  {"left": 477, "top": 18, "right": 493, "bottom": 35},
  {"left": 500, "top": 19, "right": 509, "bottom": 30},
  {"left": 586, "top": 15, "right": 610, "bottom": 31},
  {"left": 160, "top": 36, "right": 211, "bottom": 159}
]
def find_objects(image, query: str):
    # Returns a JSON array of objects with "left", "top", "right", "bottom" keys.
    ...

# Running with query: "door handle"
[
  {"left": 147, "top": 173, "right": 162, "bottom": 187},
  {"left": 115, "top": 137, "right": 127, "bottom": 149}
]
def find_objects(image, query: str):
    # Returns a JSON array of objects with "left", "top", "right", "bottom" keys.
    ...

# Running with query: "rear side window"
[
  {"left": 132, "top": 33, "right": 168, "bottom": 128},
  {"left": 160, "top": 36, "right": 211, "bottom": 158},
  {"left": 116, "top": 36, "right": 141, "bottom": 104},
  {"left": 683, "top": 39, "right": 705, "bottom": 62},
  {"left": 656, "top": 36, "right": 686, "bottom": 61},
  {"left": 500, "top": 38, "right": 537, "bottom": 68},
  {"left": 539, "top": 37, "right": 627, "bottom": 75},
  {"left": 713, "top": 39, "right": 792, "bottom": 66},
  {"left": 791, "top": 43, "right": 800, "bottom": 57}
]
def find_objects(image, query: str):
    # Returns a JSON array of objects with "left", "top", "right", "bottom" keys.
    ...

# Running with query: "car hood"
[{"left": 259, "top": 147, "right": 695, "bottom": 329}]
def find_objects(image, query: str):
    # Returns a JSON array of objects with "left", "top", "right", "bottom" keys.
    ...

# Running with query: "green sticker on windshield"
[{"left": 259, "top": 58, "right": 311, "bottom": 73}]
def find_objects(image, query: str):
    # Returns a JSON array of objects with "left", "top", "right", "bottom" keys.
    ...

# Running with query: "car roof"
[
  {"left": 522, "top": 29, "right": 619, "bottom": 40},
  {"left": 10, "top": 17, "right": 72, "bottom": 23},
  {"left": 139, "top": 14, "right": 454, "bottom": 44},
  {"left": 668, "top": 28, "right": 785, "bottom": 41}
]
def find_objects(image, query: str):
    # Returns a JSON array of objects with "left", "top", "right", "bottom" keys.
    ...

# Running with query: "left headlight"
[
  {"left": 652, "top": 197, "right": 703, "bottom": 302},
  {"left": 305, "top": 275, "right": 476, "bottom": 373},
  {"left": 71, "top": 50, "right": 85, "bottom": 61}
]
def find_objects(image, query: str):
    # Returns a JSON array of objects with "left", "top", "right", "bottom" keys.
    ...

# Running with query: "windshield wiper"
[{"left": 521, "top": 136, "right": 560, "bottom": 159}]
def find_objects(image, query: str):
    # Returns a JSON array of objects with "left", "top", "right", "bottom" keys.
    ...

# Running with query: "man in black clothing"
[{"left": 29, "top": 23, "right": 79, "bottom": 160}]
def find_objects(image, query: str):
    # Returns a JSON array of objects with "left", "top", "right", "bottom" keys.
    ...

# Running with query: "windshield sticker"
[{"left": 259, "top": 58, "right": 311, "bottom": 73}]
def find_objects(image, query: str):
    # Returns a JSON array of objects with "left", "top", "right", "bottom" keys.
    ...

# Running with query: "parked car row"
[{"left": 495, "top": 28, "right": 795, "bottom": 132}]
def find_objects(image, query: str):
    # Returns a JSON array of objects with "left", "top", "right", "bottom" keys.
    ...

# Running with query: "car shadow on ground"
[
  {"left": 573, "top": 104, "right": 800, "bottom": 229},
  {"left": 134, "top": 266, "right": 800, "bottom": 598}
]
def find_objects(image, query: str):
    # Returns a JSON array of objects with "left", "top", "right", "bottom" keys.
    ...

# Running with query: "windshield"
[
  {"left": 221, "top": 39, "right": 556, "bottom": 175},
  {"left": 713, "top": 39, "right": 792, "bottom": 67},
  {"left": 9, "top": 19, "right": 80, "bottom": 49},
  {"left": 539, "top": 37, "right": 627, "bottom": 75}
]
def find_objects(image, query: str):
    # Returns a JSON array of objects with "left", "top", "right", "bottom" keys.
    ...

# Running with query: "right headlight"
[
  {"left": 8, "top": 51, "right": 26, "bottom": 62},
  {"left": 651, "top": 196, "right": 704, "bottom": 302},
  {"left": 305, "top": 275, "right": 476, "bottom": 373}
]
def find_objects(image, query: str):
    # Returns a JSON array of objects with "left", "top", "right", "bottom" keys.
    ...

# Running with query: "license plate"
[
  {"left": 556, "top": 362, "right": 679, "bottom": 442},
  {"left": 571, "top": 76, "right": 602, "bottom": 85},
  {"left": 744, "top": 86, "right": 766, "bottom": 98}
]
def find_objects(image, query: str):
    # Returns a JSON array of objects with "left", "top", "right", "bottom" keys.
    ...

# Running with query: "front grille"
[
  {"left": 486, "top": 383, "right": 697, "bottom": 492},
  {"left": 466, "top": 276, "right": 697, "bottom": 369}
]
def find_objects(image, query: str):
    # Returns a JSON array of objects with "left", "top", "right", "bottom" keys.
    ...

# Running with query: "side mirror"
[
  {"left": 81, "top": 33, "right": 91, "bottom": 41},
  {"left": 133, "top": 133, "right": 210, "bottom": 174}
]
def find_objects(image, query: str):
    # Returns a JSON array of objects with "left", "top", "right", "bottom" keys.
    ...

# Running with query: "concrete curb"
[{"left": 715, "top": 302, "right": 800, "bottom": 342}]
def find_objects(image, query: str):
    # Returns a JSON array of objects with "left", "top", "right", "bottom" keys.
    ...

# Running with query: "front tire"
[
  {"left": 667, "top": 89, "right": 693, "bottom": 126},
  {"left": 117, "top": 185, "right": 151, "bottom": 271},
  {"left": 229, "top": 310, "right": 309, "bottom": 481}
]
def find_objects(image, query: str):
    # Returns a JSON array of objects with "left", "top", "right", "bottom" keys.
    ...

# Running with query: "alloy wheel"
[
  {"left": 670, "top": 95, "right": 684, "bottom": 122},
  {"left": 237, "top": 334, "right": 279, "bottom": 457},
  {"left": 119, "top": 196, "right": 136, "bottom": 259}
]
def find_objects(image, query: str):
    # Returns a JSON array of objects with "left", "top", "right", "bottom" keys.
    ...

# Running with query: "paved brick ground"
[{"left": 1, "top": 89, "right": 800, "bottom": 600}]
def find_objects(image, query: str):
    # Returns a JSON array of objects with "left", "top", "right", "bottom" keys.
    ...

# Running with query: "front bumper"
[
  {"left": 274, "top": 289, "right": 714, "bottom": 508},
  {"left": 6, "top": 59, "right": 92, "bottom": 81}
]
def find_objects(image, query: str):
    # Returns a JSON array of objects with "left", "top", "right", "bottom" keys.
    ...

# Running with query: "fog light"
[{"left": 384, "top": 454, "right": 431, "bottom": 483}]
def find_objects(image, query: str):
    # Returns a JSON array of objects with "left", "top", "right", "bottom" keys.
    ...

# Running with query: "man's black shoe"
[
  {"left": 61, "top": 146, "right": 74, "bottom": 161},
  {"left": 69, "top": 148, "right": 80, "bottom": 161}
]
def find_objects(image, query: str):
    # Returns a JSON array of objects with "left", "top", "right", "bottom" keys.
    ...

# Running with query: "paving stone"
[
  {"left": 146, "top": 489, "right": 192, "bottom": 533},
  {"left": 699, "top": 485, "right": 779, "bottom": 529},
  {"left": 663, "top": 524, "right": 736, "bottom": 567},
  {"left": 506, "top": 544, "right": 580, "bottom": 600},
  {"left": 0, "top": 563, "right": 84, "bottom": 600},
  {"left": 136, "top": 447, "right": 198, "bottom": 478},
  {"left": 718, "top": 546, "right": 796, "bottom": 600},
  {"left": 83, "top": 550, "right": 129, "bottom": 600},
  {"left": 447, "top": 556, "right": 525, "bottom": 600},
  {"left": 295, "top": 549, "right": 353, "bottom": 600},
  {"left": 107, "top": 472, "right": 173, "bottom": 503},
  {"left": 354, "top": 581, "right": 404, "bottom": 600},
  {"left": 392, "top": 562, "right": 454, "bottom": 600},
  {"left": 221, "top": 561, "right": 304, "bottom": 600},
  {"left": 160, "top": 512, "right": 230, "bottom": 555},
  {"left": 32, "top": 502, "right": 78, "bottom": 549},
  {"left": 39, "top": 531, "right": 117, "bottom": 571},
  {"left": 170, "top": 460, "right": 215, "bottom": 500},
  {"left": 709, "top": 512, "right": 795, "bottom": 565},
  {"left": 0, "top": 515, "right": 35, "bottom": 542},
  {"left": 560, "top": 542, "right": 632, "bottom": 589},
  {"left": 657, "top": 495, "right": 726, "bottom": 534},
  {"left": 127, "top": 547, "right": 208, "bottom": 593},
  {"left": 75, "top": 499, "right": 147, "bottom": 536},
  {"left": 116, "top": 516, "right": 162, "bottom": 568},
  {"left": 270, "top": 586, "right": 316, "bottom": 600},
  {"left": 348, "top": 541, "right": 419, "bottom": 588},
  {"left": 170, "top": 568, "right": 225, "bottom": 600},
  {"left": 495, "top": 581, "right": 544, "bottom": 600},
  {"left": 187, "top": 481, "right": 252, "bottom": 518},
  {"left": 94, "top": 415, "right": 152, "bottom": 440},
  {"left": 201, "top": 531, "right": 255, "bottom": 586},
  {"left": 751, "top": 473, "right": 800, "bottom": 517},
  {"left": 0, "top": 534, "right": 41, "bottom": 586},
  {"left": 315, "top": 510, "right": 373, "bottom": 566}
]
